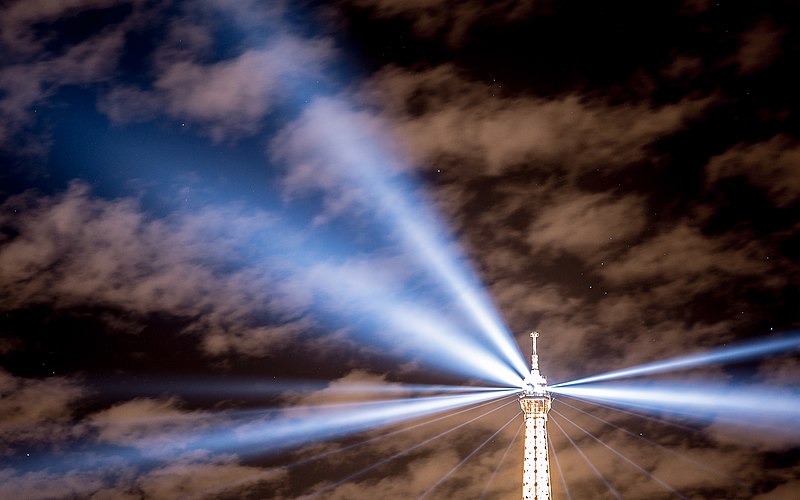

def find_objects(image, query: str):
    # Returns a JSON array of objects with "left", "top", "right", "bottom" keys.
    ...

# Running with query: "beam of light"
[
  {"left": 289, "top": 394, "right": 518, "bottom": 468},
  {"left": 551, "top": 415, "right": 621, "bottom": 500},
  {"left": 237, "top": 215, "right": 525, "bottom": 387},
  {"left": 556, "top": 393, "right": 702, "bottom": 434},
  {"left": 96, "top": 376, "right": 511, "bottom": 400},
  {"left": 548, "top": 431, "right": 572, "bottom": 500},
  {"left": 309, "top": 396, "right": 520, "bottom": 497},
  {"left": 282, "top": 98, "right": 529, "bottom": 381},
  {"left": 194, "top": 211, "right": 525, "bottom": 388},
  {"left": 378, "top": 303, "right": 525, "bottom": 387},
  {"left": 212, "top": 389, "right": 519, "bottom": 457},
  {"left": 556, "top": 399, "right": 730, "bottom": 479},
  {"left": 553, "top": 408, "right": 688, "bottom": 499},
  {"left": 302, "top": 249, "right": 526, "bottom": 387},
  {"left": 548, "top": 383, "right": 800, "bottom": 431},
  {"left": 418, "top": 411, "right": 521, "bottom": 499},
  {"left": 117, "top": 6, "right": 531, "bottom": 389},
  {"left": 373, "top": 172, "right": 531, "bottom": 381},
  {"left": 13, "top": 391, "right": 517, "bottom": 476},
  {"left": 553, "top": 331, "right": 800, "bottom": 387},
  {"left": 480, "top": 421, "right": 523, "bottom": 500}
]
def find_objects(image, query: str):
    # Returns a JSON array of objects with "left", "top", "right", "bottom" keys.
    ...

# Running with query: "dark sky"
[{"left": 1, "top": 1, "right": 799, "bottom": 498}]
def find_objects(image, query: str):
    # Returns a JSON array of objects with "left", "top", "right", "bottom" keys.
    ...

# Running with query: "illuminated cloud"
[
  {"left": 528, "top": 193, "right": 647, "bottom": 257},
  {"left": 0, "top": 458, "right": 285, "bottom": 500},
  {"left": 0, "top": 370, "right": 87, "bottom": 452},
  {"left": 734, "top": 18, "right": 785, "bottom": 74},
  {"left": 706, "top": 135, "right": 800, "bottom": 208},
  {"left": 89, "top": 398, "right": 223, "bottom": 457},
  {"left": 599, "top": 224, "right": 768, "bottom": 287},
  {"left": 0, "top": 183, "right": 311, "bottom": 358},
  {"left": 0, "top": 29, "right": 126, "bottom": 147},
  {"left": 0, "top": 183, "right": 520, "bottom": 385},
  {"left": 102, "top": 36, "right": 336, "bottom": 141},
  {"left": 345, "top": 0, "right": 542, "bottom": 46},
  {"left": 0, "top": 0, "right": 135, "bottom": 54},
  {"left": 103, "top": 461, "right": 285, "bottom": 500},
  {"left": 362, "top": 65, "right": 708, "bottom": 177}
]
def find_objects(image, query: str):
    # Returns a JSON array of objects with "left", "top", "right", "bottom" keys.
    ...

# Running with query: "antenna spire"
[{"left": 530, "top": 331, "right": 540, "bottom": 374}]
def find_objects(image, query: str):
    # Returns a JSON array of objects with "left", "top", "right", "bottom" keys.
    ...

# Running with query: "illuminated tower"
[{"left": 519, "top": 331, "right": 552, "bottom": 500}]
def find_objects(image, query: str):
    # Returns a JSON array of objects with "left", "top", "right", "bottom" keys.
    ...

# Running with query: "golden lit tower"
[{"left": 519, "top": 331, "right": 552, "bottom": 500}]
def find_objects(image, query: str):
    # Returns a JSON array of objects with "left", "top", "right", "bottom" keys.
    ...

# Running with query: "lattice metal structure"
[{"left": 519, "top": 331, "right": 552, "bottom": 500}]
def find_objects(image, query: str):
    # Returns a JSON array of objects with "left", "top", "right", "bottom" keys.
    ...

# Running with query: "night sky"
[{"left": 1, "top": 1, "right": 799, "bottom": 499}]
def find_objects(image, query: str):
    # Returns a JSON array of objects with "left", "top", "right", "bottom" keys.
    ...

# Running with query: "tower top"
[{"left": 523, "top": 331, "right": 547, "bottom": 395}]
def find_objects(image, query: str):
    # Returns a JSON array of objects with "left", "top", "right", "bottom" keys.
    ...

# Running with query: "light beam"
[
  {"left": 549, "top": 382, "right": 800, "bottom": 432},
  {"left": 553, "top": 332, "right": 800, "bottom": 387}
]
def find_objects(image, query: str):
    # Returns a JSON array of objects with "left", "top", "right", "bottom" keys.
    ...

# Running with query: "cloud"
[
  {"left": 599, "top": 223, "right": 769, "bottom": 292},
  {"left": 0, "top": 183, "right": 312, "bottom": 358},
  {"left": 0, "top": 453, "right": 285, "bottom": 500},
  {"left": 280, "top": 370, "right": 391, "bottom": 406},
  {"left": 734, "top": 18, "right": 785, "bottom": 75},
  {"left": 154, "top": 36, "right": 333, "bottom": 141},
  {"left": 110, "top": 461, "right": 285, "bottom": 500},
  {"left": 0, "top": 1, "right": 333, "bottom": 148},
  {"left": 269, "top": 66, "right": 706, "bottom": 229},
  {"left": 0, "top": 0, "right": 162, "bottom": 151},
  {"left": 753, "top": 480, "right": 800, "bottom": 500},
  {"left": 269, "top": 95, "right": 408, "bottom": 225},
  {"left": 528, "top": 192, "right": 647, "bottom": 257},
  {"left": 0, "top": 370, "right": 87, "bottom": 452},
  {"left": 97, "top": 85, "right": 164, "bottom": 125},
  {"left": 0, "top": 28, "right": 127, "bottom": 147},
  {"left": 0, "top": 468, "right": 117, "bottom": 500},
  {"left": 0, "top": 0, "right": 135, "bottom": 55},
  {"left": 268, "top": 64, "right": 709, "bottom": 220},
  {"left": 0, "top": 380, "right": 287, "bottom": 499},
  {"left": 361, "top": 65, "right": 708, "bottom": 177},
  {"left": 101, "top": 35, "right": 335, "bottom": 141},
  {"left": 88, "top": 398, "right": 219, "bottom": 456},
  {"left": 345, "top": 0, "right": 544, "bottom": 46},
  {"left": 706, "top": 135, "right": 800, "bottom": 208}
]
